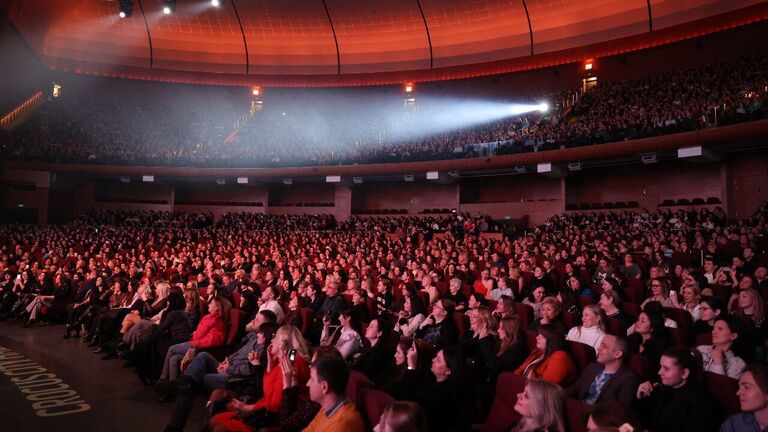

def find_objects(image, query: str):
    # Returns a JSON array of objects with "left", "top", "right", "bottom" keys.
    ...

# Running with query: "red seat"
[
  {"left": 695, "top": 333, "right": 713, "bottom": 347},
  {"left": 514, "top": 303, "right": 534, "bottom": 329},
  {"left": 606, "top": 317, "right": 628, "bottom": 336},
  {"left": 524, "top": 329, "right": 538, "bottom": 354},
  {"left": 663, "top": 307, "right": 693, "bottom": 334},
  {"left": 624, "top": 279, "right": 645, "bottom": 303},
  {"left": 566, "top": 340, "right": 596, "bottom": 374},
  {"left": 621, "top": 302, "right": 641, "bottom": 321},
  {"left": 562, "top": 312, "right": 580, "bottom": 330},
  {"left": 628, "top": 354, "right": 654, "bottom": 382},
  {"left": 436, "top": 281, "right": 448, "bottom": 296},
  {"left": 360, "top": 389, "right": 394, "bottom": 430},
  {"left": 453, "top": 312, "right": 470, "bottom": 341},
  {"left": 667, "top": 327, "right": 688, "bottom": 346},
  {"left": 565, "top": 398, "right": 588, "bottom": 432},
  {"left": 577, "top": 296, "right": 595, "bottom": 308},
  {"left": 299, "top": 308, "right": 314, "bottom": 337},
  {"left": 231, "top": 290, "right": 242, "bottom": 309},
  {"left": 705, "top": 371, "right": 741, "bottom": 418},
  {"left": 346, "top": 370, "right": 373, "bottom": 408},
  {"left": 482, "top": 373, "right": 527, "bottom": 432}
]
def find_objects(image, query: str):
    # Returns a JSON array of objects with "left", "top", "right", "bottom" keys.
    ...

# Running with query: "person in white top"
[
  {"left": 321, "top": 308, "right": 364, "bottom": 360},
  {"left": 258, "top": 286, "right": 285, "bottom": 324},
  {"left": 670, "top": 284, "right": 702, "bottom": 322},
  {"left": 394, "top": 295, "right": 427, "bottom": 338},
  {"left": 696, "top": 315, "right": 747, "bottom": 379},
  {"left": 566, "top": 305, "right": 606, "bottom": 353}
]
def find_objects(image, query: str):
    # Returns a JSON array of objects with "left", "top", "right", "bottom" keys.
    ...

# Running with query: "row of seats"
[
  {"left": 566, "top": 201, "right": 641, "bottom": 211},
  {"left": 95, "top": 198, "right": 169, "bottom": 204},
  {"left": 354, "top": 209, "right": 408, "bottom": 215},
  {"left": 177, "top": 201, "right": 264, "bottom": 207},
  {"left": 659, "top": 197, "right": 722, "bottom": 206}
]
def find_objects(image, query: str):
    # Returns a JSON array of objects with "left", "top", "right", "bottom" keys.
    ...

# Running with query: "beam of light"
[
  {"left": 509, "top": 102, "right": 548, "bottom": 115},
  {"left": 163, "top": 6, "right": 172, "bottom": 14}
]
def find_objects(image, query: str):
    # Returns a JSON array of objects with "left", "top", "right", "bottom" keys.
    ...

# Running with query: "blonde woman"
[
  {"left": 566, "top": 305, "right": 607, "bottom": 353},
  {"left": 670, "top": 284, "right": 702, "bottom": 322},
  {"left": 209, "top": 325, "right": 311, "bottom": 430},
  {"left": 513, "top": 379, "right": 566, "bottom": 432}
]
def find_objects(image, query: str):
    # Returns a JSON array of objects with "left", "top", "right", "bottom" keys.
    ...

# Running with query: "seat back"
[
  {"left": 567, "top": 340, "right": 596, "bottom": 374},
  {"left": 226, "top": 309, "right": 246, "bottom": 345},
  {"left": 705, "top": 371, "right": 740, "bottom": 419},
  {"left": 482, "top": 373, "right": 527, "bottom": 432},
  {"left": 625, "top": 279, "right": 645, "bottom": 303},
  {"left": 663, "top": 307, "right": 693, "bottom": 334},
  {"left": 514, "top": 303, "right": 534, "bottom": 329},
  {"left": 453, "top": 312, "right": 470, "bottom": 341},
  {"left": 360, "top": 389, "right": 394, "bottom": 430},
  {"left": 565, "top": 398, "right": 588, "bottom": 432},
  {"left": 606, "top": 317, "right": 628, "bottom": 336},
  {"left": 299, "top": 307, "right": 314, "bottom": 337},
  {"left": 346, "top": 370, "right": 373, "bottom": 408},
  {"left": 621, "top": 302, "right": 641, "bottom": 321},
  {"left": 628, "top": 354, "right": 654, "bottom": 382}
]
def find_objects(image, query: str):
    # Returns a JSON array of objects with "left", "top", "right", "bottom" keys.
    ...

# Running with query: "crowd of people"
[
  {"left": 2, "top": 203, "right": 768, "bottom": 431},
  {"left": 1, "top": 52, "right": 765, "bottom": 167}
]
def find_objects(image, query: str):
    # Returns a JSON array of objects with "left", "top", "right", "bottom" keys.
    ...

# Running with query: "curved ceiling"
[{"left": 6, "top": 0, "right": 768, "bottom": 86}]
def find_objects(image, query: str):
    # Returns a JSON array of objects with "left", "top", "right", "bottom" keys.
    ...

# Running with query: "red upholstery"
[
  {"left": 667, "top": 327, "right": 687, "bottom": 346},
  {"left": 606, "top": 317, "right": 628, "bottom": 336},
  {"left": 514, "top": 303, "right": 534, "bottom": 329},
  {"left": 360, "top": 389, "right": 394, "bottom": 430},
  {"left": 663, "top": 307, "right": 693, "bottom": 333},
  {"left": 577, "top": 296, "right": 595, "bottom": 308},
  {"left": 524, "top": 329, "right": 538, "bottom": 354},
  {"left": 346, "top": 370, "right": 373, "bottom": 407},
  {"left": 705, "top": 371, "right": 741, "bottom": 418},
  {"left": 565, "top": 398, "right": 588, "bottom": 432},
  {"left": 562, "top": 312, "right": 580, "bottom": 329},
  {"left": 695, "top": 333, "right": 713, "bottom": 346},
  {"left": 482, "top": 373, "right": 526, "bottom": 432},
  {"left": 453, "top": 312, "right": 470, "bottom": 341},
  {"left": 621, "top": 302, "right": 641, "bottom": 321},
  {"left": 625, "top": 279, "right": 646, "bottom": 303},
  {"left": 628, "top": 354, "right": 654, "bottom": 382},
  {"left": 566, "top": 340, "right": 596, "bottom": 374},
  {"left": 225, "top": 309, "right": 245, "bottom": 346},
  {"left": 299, "top": 308, "right": 314, "bottom": 337},
  {"left": 231, "top": 290, "right": 242, "bottom": 309}
]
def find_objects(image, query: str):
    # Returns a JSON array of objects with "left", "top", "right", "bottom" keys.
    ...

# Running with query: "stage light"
[
  {"left": 508, "top": 102, "right": 550, "bottom": 115},
  {"left": 118, "top": 0, "right": 133, "bottom": 18},
  {"left": 404, "top": 83, "right": 414, "bottom": 93},
  {"left": 162, "top": 0, "right": 175, "bottom": 14},
  {"left": 211, "top": 0, "right": 221, "bottom": 6},
  {"left": 252, "top": 87, "right": 261, "bottom": 96}
]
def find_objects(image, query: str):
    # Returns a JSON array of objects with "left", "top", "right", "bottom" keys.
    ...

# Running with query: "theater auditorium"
[{"left": 2, "top": 0, "right": 768, "bottom": 431}]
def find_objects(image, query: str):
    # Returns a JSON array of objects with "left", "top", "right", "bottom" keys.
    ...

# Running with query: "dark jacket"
[
  {"left": 351, "top": 340, "right": 391, "bottom": 384},
  {"left": 397, "top": 370, "right": 460, "bottom": 432},
  {"left": 636, "top": 382, "right": 716, "bottom": 432},
  {"left": 566, "top": 362, "right": 640, "bottom": 406}
]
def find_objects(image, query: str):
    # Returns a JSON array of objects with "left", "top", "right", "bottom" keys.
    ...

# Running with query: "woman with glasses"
[
  {"left": 416, "top": 299, "right": 458, "bottom": 349},
  {"left": 692, "top": 296, "right": 725, "bottom": 342},
  {"left": 641, "top": 278, "right": 674, "bottom": 309}
]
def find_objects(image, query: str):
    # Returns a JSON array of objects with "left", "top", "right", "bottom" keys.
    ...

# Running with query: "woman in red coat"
[
  {"left": 159, "top": 296, "right": 230, "bottom": 382},
  {"left": 209, "top": 325, "right": 311, "bottom": 432},
  {"left": 514, "top": 323, "right": 576, "bottom": 385}
]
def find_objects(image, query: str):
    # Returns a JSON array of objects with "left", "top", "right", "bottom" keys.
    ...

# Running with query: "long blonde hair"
[
  {"left": 275, "top": 325, "right": 311, "bottom": 361},
  {"left": 513, "top": 379, "right": 566, "bottom": 432}
]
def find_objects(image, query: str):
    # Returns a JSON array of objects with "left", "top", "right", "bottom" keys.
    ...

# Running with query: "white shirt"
[
  {"left": 259, "top": 299, "right": 285, "bottom": 323},
  {"left": 697, "top": 345, "right": 746, "bottom": 379},
  {"left": 566, "top": 325, "right": 605, "bottom": 353}
]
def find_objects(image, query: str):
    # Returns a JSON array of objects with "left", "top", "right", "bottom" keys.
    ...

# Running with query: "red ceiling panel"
[
  {"left": 6, "top": 0, "right": 768, "bottom": 85},
  {"left": 420, "top": 0, "right": 531, "bottom": 68},
  {"left": 324, "top": 0, "right": 430, "bottom": 73},
  {"left": 527, "top": 0, "right": 649, "bottom": 55},
  {"left": 12, "top": 0, "right": 150, "bottom": 68},
  {"left": 143, "top": 0, "right": 246, "bottom": 73},
  {"left": 651, "top": 0, "right": 765, "bottom": 30},
  {"left": 235, "top": 0, "right": 337, "bottom": 75}
]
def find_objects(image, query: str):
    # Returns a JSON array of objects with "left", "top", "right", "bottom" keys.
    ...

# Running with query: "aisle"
[{"left": 0, "top": 321, "right": 204, "bottom": 432}]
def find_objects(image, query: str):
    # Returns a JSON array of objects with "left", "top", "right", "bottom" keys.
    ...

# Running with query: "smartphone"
[{"left": 288, "top": 349, "right": 296, "bottom": 362}]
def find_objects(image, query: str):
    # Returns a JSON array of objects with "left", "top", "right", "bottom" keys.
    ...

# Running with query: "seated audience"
[
  {"left": 567, "top": 334, "right": 639, "bottom": 406},
  {"left": 566, "top": 304, "right": 607, "bottom": 352},
  {"left": 635, "top": 346, "right": 715, "bottom": 432},
  {"left": 721, "top": 365, "right": 768, "bottom": 432},
  {"left": 514, "top": 323, "right": 577, "bottom": 385},
  {"left": 696, "top": 316, "right": 747, "bottom": 379},
  {"left": 513, "top": 379, "right": 566, "bottom": 432}
]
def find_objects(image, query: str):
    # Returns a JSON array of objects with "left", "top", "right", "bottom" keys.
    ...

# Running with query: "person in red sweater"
[
  {"left": 159, "top": 296, "right": 230, "bottom": 383},
  {"left": 514, "top": 323, "right": 576, "bottom": 385},
  {"left": 209, "top": 325, "right": 311, "bottom": 432}
]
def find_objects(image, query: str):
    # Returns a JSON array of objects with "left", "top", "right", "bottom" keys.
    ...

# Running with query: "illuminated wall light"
[
  {"left": 211, "top": 0, "right": 221, "bottom": 6},
  {"left": 585, "top": 62, "right": 593, "bottom": 71},
  {"left": 162, "top": 0, "right": 175, "bottom": 14},
  {"left": 252, "top": 87, "right": 261, "bottom": 96},
  {"left": 404, "top": 83, "right": 414, "bottom": 93}
]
